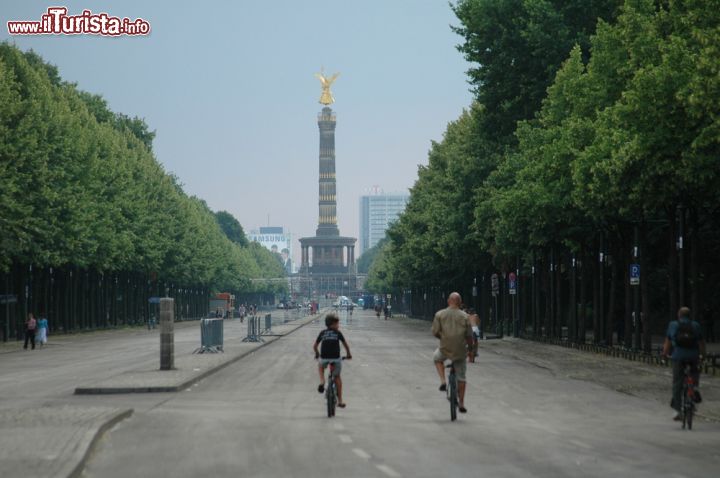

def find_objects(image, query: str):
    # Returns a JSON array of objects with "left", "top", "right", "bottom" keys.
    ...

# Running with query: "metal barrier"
[
  {"left": 263, "top": 314, "right": 272, "bottom": 334},
  {"left": 193, "top": 318, "right": 224, "bottom": 354},
  {"left": 242, "top": 315, "right": 264, "bottom": 343}
]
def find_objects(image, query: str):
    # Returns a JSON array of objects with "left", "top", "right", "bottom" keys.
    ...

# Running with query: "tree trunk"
[
  {"left": 690, "top": 207, "right": 700, "bottom": 319},
  {"left": 606, "top": 242, "right": 618, "bottom": 347},
  {"left": 624, "top": 241, "right": 633, "bottom": 349},
  {"left": 667, "top": 208, "right": 678, "bottom": 325},
  {"left": 579, "top": 248, "right": 587, "bottom": 344},
  {"left": 641, "top": 222, "right": 652, "bottom": 353}
]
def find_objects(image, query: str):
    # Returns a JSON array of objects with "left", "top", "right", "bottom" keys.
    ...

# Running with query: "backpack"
[{"left": 675, "top": 320, "right": 698, "bottom": 349}]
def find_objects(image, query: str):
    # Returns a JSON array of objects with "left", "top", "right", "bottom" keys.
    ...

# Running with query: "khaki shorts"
[
  {"left": 319, "top": 358, "right": 342, "bottom": 377},
  {"left": 433, "top": 348, "right": 467, "bottom": 382}
]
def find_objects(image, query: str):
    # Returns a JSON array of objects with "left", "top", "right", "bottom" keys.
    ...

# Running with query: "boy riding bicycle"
[{"left": 314, "top": 313, "right": 352, "bottom": 408}]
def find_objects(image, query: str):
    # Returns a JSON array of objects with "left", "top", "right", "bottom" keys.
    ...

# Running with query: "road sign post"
[
  {"left": 633, "top": 225, "right": 641, "bottom": 351},
  {"left": 508, "top": 272, "right": 518, "bottom": 337},
  {"left": 491, "top": 274, "right": 500, "bottom": 336}
]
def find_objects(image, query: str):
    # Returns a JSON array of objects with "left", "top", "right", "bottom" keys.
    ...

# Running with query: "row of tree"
[
  {"left": 0, "top": 44, "right": 285, "bottom": 339},
  {"left": 367, "top": 0, "right": 720, "bottom": 351}
]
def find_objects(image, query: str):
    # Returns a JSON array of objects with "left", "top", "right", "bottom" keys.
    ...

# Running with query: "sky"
[{"left": 1, "top": 0, "right": 473, "bottom": 265}]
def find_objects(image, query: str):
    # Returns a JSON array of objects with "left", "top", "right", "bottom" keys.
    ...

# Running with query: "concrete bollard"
[{"left": 160, "top": 298, "right": 174, "bottom": 370}]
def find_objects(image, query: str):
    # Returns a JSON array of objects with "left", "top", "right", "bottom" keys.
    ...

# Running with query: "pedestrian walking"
[
  {"left": 36, "top": 314, "right": 49, "bottom": 346},
  {"left": 23, "top": 313, "right": 37, "bottom": 350}
]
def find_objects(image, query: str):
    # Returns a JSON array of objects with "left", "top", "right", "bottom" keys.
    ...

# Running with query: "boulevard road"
[{"left": 83, "top": 310, "right": 720, "bottom": 478}]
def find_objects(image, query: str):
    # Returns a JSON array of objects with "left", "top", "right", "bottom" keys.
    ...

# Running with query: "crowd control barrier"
[
  {"left": 193, "top": 318, "right": 224, "bottom": 353},
  {"left": 242, "top": 314, "right": 264, "bottom": 343}
]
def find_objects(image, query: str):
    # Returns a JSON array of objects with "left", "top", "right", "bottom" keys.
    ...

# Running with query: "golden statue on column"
[{"left": 315, "top": 68, "right": 340, "bottom": 105}]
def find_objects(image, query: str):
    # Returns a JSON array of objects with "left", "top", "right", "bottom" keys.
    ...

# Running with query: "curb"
[
  {"left": 74, "top": 312, "right": 323, "bottom": 395},
  {"left": 67, "top": 408, "right": 133, "bottom": 478}
]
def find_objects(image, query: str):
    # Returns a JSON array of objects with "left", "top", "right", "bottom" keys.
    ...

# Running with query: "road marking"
[
  {"left": 338, "top": 434, "right": 353, "bottom": 444},
  {"left": 569, "top": 439, "right": 592, "bottom": 450},
  {"left": 334, "top": 422, "right": 345, "bottom": 431},
  {"left": 353, "top": 448, "right": 371, "bottom": 460},
  {"left": 376, "top": 464, "right": 402, "bottom": 477}
]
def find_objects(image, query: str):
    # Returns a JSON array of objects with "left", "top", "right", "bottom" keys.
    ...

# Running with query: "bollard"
[{"left": 160, "top": 298, "right": 174, "bottom": 370}]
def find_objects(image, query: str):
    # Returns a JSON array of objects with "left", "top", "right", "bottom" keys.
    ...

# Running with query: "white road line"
[
  {"left": 338, "top": 434, "right": 353, "bottom": 444},
  {"left": 352, "top": 448, "right": 371, "bottom": 460},
  {"left": 569, "top": 439, "right": 593, "bottom": 450},
  {"left": 376, "top": 464, "right": 402, "bottom": 477}
]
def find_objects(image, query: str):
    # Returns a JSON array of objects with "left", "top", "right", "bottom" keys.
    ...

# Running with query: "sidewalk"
[
  {"left": 0, "top": 309, "right": 324, "bottom": 478},
  {"left": 0, "top": 406, "right": 132, "bottom": 478},
  {"left": 75, "top": 311, "right": 321, "bottom": 394},
  {"left": 482, "top": 337, "right": 720, "bottom": 422}
]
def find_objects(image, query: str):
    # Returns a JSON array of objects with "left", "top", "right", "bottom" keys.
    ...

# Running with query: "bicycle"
[
  {"left": 323, "top": 357, "right": 347, "bottom": 418},
  {"left": 680, "top": 362, "right": 699, "bottom": 430},
  {"left": 446, "top": 362, "right": 459, "bottom": 421}
]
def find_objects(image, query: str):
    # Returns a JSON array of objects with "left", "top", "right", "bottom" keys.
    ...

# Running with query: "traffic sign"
[
  {"left": 148, "top": 296, "right": 161, "bottom": 304},
  {"left": 491, "top": 273, "right": 499, "bottom": 297},
  {"left": 630, "top": 264, "right": 640, "bottom": 286},
  {"left": 0, "top": 294, "right": 17, "bottom": 304},
  {"left": 508, "top": 272, "right": 517, "bottom": 295}
]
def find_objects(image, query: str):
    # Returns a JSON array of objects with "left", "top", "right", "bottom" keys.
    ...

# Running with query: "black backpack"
[{"left": 675, "top": 320, "right": 698, "bottom": 349}]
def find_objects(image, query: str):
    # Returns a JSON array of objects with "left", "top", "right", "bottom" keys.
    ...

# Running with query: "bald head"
[{"left": 447, "top": 292, "right": 462, "bottom": 308}]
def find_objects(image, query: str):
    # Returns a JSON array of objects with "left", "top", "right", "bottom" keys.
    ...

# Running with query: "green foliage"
[
  {"left": 357, "top": 237, "right": 388, "bottom": 274},
  {"left": 365, "top": 241, "right": 394, "bottom": 293},
  {"left": 452, "top": 0, "right": 620, "bottom": 144},
  {"left": 0, "top": 43, "right": 284, "bottom": 295},
  {"left": 215, "top": 210, "right": 249, "bottom": 247},
  {"left": 368, "top": 0, "right": 720, "bottom": 304}
]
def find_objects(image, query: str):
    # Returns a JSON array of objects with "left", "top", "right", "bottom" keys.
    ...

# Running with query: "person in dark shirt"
[
  {"left": 662, "top": 306, "right": 706, "bottom": 420},
  {"left": 313, "top": 313, "right": 352, "bottom": 407}
]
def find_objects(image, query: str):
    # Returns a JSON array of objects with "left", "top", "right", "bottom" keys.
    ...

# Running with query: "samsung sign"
[{"left": 248, "top": 227, "right": 293, "bottom": 273}]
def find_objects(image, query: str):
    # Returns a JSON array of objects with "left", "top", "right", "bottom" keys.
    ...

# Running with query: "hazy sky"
[{"left": 1, "top": 1, "right": 472, "bottom": 264}]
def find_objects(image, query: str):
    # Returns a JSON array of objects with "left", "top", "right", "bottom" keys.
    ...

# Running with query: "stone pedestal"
[{"left": 160, "top": 298, "right": 174, "bottom": 370}]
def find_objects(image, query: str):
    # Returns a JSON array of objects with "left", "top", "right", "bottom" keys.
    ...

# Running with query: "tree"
[
  {"left": 357, "top": 237, "right": 388, "bottom": 274},
  {"left": 215, "top": 210, "right": 249, "bottom": 247}
]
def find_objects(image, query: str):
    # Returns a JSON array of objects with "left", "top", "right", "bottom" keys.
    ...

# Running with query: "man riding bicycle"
[
  {"left": 432, "top": 292, "right": 473, "bottom": 413},
  {"left": 662, "top": 306, "right": 706, "bottom": 421}
]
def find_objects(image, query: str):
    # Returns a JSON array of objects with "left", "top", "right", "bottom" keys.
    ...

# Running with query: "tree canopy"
[
  {"left": 369, "top": 0, "right": 720, "bottom": 347},
  {"left": 0, "top": 43, "right": 285, "bottom": 295}
]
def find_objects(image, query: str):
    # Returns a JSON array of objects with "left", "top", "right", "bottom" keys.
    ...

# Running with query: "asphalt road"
[{"left": 79, "top": 309, "right": 719, "bottom": 478}]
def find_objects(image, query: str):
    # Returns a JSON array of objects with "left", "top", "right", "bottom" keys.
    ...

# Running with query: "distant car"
[{"left": 276, "top": 303, "right": 285, "bottom": 309}]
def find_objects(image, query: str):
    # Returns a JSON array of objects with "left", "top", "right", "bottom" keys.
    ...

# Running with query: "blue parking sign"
[{"left": 630, "top": 264, "right": 640, "bottom": 286}]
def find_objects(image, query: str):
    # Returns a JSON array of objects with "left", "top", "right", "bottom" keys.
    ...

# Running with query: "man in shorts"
[
  {"left": 314, "top": 312, "right": 352, "bottom": 408},
  {"left": 432, "top": 292, "right": 473, "bottom": 413}
]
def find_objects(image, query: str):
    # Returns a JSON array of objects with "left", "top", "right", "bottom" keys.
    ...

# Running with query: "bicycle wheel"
[
  {"left": 687, "top": 389, "right": 694, "bottom": 430},
  {"left": 449, "top": 373, "right": 458, "bottom": 421},
  {"left": 326, "top": 381, "right": 336, "bottom": 418}
]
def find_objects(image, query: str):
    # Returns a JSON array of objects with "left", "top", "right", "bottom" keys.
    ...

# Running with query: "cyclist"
[
  {"left": 662, "top": 306, "right": 706, "bottom": 421},
  {"left": 314, "top": 312, "right": 352, "bottom": 408},
  {"left": 432, "top": 292, "right": 473, "bottom": 413}
]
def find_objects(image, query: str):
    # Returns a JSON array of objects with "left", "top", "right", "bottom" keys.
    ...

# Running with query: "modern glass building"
[{"left": 358, "top": 193, "right": 409, "bottom": 255}]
